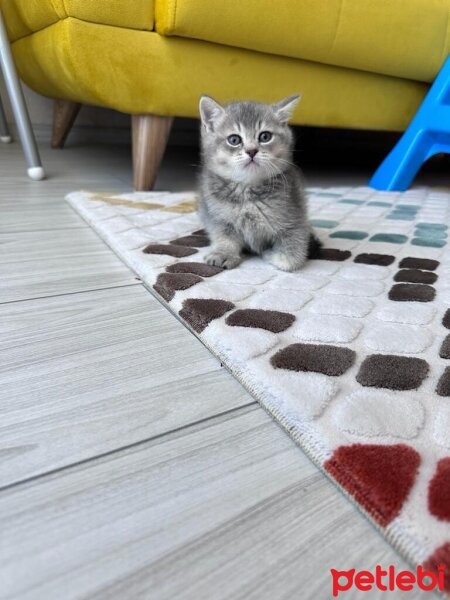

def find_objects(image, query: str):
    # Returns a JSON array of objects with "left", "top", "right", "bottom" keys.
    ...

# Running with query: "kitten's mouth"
[{"left": 245, "top": 159, "right": 259, "bottom": 167}]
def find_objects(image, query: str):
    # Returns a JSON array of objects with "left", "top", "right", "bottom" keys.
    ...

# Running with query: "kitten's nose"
[{"left": 246, "top": 148, "right": 258, "bottom": 159}]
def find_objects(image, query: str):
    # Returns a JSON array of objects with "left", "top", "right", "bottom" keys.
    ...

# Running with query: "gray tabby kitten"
[{"left": 198, "top": 95, "right": 320, "bottom": 271}]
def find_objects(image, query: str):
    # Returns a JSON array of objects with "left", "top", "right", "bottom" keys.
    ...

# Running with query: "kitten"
[{"left": 198, "top": 95, "right": 320, "bottom": 271}]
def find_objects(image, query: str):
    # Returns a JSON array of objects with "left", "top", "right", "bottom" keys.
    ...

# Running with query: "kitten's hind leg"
[
  {"left": 263, "top": 228, "right": 311, "bottom": 272},
  {"left": 205, "top": 227, "right": 243, "bottom": 269}
]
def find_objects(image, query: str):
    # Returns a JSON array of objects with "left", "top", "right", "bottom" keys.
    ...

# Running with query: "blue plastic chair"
[{"left": 370, "top": 55, "right": 450, "bottom": 191}]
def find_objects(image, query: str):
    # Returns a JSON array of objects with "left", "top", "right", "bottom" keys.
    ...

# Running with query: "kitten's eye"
[
  {"left": 259, "top": 131, "right": 272, "bottom": 143},
  {"left": 227, "top": 134, "right": 242, "bottom": 146}
]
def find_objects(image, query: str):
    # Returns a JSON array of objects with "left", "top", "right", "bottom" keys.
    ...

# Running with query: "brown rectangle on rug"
[
  {"left": 436, "top": 367, "right": 450, "bottom": 396},
  {"left": 143, "top": 243, "right": 198, "bottom": 257},
  {"left": 271, "top": 343, "right": 355, "bottom": 376},
  {"left": 354, "top": 253, "right": 395, "bottom": 266},
  {"left": 226, "top": 309, "right": 295, "bottom": 333},
  {"left": 356, "top": 354, "right": 429, "bottom": 390},
  {"left": 169, "top": 235, "right": 210, "bottom": 247},
  {"left": 313, "top": 248, "right": 352, "bottom": 261},
  {"left": 399, "top": 257, "right": 439, "bottom": 271},
  {"left": 394, "top": 269, "right": 437, "bottom": 284},
  {"left": 153, "top": 273, "right": 203, "bottom": 301},
  {"left": 166, "top": 262, "right": 223, "bottom": 277},
  {"left": 389, "top": 283, "right": 436, "bottom": 302},
  {"left": 179, "top": 298, "right": 235, "bottom": 333},
  {"left": 439, "top": 335, "right": 450, "bottom": 359},
  {"left": 442, "top": 309, "right": 450, "bottom": 329}
]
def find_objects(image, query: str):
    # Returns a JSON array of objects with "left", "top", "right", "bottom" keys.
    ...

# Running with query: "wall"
[
  {"left": 1, "top": 82, "right": 198, "bottom": 145},
  {"left": 1, "top": 82, "right": 129, "bottom": 128}
]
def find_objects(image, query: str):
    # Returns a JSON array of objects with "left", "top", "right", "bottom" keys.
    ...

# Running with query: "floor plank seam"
[
  {"left": 1, "top": 225, "right": 88, "bottom": 234},
  {"left": 0, "top": 401, "right": 258, "bottom": 494},
  {"left": 0, "top": 282, "right": 143, "bottom": 306}
]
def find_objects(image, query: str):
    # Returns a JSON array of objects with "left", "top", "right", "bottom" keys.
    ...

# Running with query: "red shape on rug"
[
  {"left": 424, "top": 542, "right": 450, "bottom": 592},
  {"left": 324, "top": 444, "right": 421, "bottom": 527},
  {"left": 428, "top": 458, "right": 450, "bottom": 522}
]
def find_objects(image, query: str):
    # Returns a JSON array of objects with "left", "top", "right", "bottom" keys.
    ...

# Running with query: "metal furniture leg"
[{"left": 0, "top": 9, "right": 45, "bottom": 180}]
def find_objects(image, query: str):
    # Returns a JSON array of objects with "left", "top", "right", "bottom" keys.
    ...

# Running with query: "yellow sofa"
[{"left": 2, "top": 0, "right": 449, "bottom": 189}]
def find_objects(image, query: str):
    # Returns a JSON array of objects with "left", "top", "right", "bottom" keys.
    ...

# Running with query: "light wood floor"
[{"left": 0, "top": 139, "right": 439, "bottom": 600}]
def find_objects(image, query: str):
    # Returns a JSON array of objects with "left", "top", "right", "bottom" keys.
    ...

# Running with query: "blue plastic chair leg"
[{"left": 370, "top": 55, "right": 450, "bottom": 191}]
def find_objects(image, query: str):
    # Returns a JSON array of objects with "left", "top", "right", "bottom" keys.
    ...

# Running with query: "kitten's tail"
[{"left": 307, "top": 231, "right": 323, "bottom": 259}]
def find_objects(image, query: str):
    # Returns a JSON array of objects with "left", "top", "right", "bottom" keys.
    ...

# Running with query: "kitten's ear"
[
  {"left": 199, "top": 95, "right": 225, "bottom": 131},
  {"left": 273, "top": 95, "right": 301, "bottom": 124}
]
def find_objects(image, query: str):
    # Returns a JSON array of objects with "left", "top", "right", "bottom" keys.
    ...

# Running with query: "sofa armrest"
[
  {"left": 0, "top": 0, "right": 63, "bottom": 42},
  {"left": 0, "top": 0, "right": 155, "bottom": 43}
]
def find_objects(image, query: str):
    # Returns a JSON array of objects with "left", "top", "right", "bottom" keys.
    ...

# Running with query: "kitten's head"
[{"left": 199, "top": 95, "right": 300, "bottom": 184}]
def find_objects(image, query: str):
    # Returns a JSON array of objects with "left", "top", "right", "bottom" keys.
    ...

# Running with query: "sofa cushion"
[
  {"left": 155, "top": 0, "right": 450, "bottom": 83},
  {"left": 2, "top": 0, "right": 154, "bottom": 42},
  {"left": 12, "top": 18, "right": 427, "bottom": 132}
]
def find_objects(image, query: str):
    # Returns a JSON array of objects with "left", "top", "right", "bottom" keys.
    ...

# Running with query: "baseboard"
[
  {"left": 8, "top": 118, "right": 401, "bottom": 152},
  {"left": 8, "top": 119, "right": 201, "bottom": 148}
]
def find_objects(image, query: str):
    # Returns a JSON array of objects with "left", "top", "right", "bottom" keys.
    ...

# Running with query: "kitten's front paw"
[
  {"left": 264, "top": 250, "right": 304, "bottom": 272},
  {"left": 205, "top": 251, "right": 242, "bottom": 270}
]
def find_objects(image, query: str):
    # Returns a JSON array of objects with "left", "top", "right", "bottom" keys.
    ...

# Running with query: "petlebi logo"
[{"left": 331, "top": 564, "right": 446, "bottom": 597}]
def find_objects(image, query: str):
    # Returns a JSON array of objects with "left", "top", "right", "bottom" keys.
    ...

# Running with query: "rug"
[{"left": 67, "top": 186, "right": 450, "bottom": 587}]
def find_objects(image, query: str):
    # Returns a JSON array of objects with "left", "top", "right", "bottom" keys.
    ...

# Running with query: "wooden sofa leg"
[
  {"left": 52, "top": 99, "right": 81, "bottom": 148},
  {"left": 132, "top": 114, "right": 174, "bottom": 191}
]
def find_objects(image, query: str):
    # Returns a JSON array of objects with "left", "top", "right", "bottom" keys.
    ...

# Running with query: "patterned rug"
[{"left": 67, "top": 187, "right": 450, "bottom": 588}]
